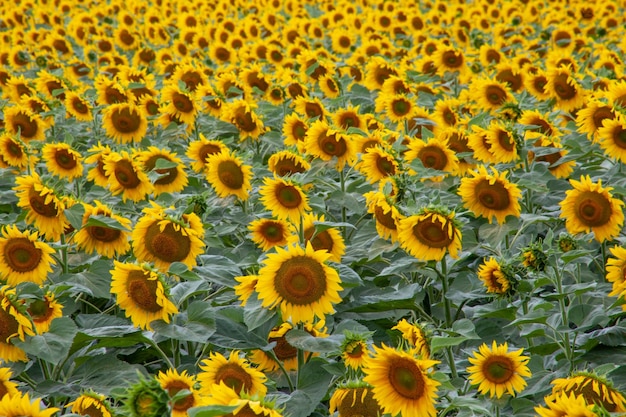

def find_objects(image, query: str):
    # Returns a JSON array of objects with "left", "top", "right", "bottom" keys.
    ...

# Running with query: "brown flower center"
[
  {"left": 54, "top": 148, "right": 77, "bottom": 170},
  {"left": 273, "top": 157, "right": 306, "bottom": 176},
  {"left": 374, "top": 205, "right": 397, "bottom": 230},
  {"left": 126, "top": 270, "right": 162, "bottom": 312},
  {"left": 275, "top": 183, "right": 303, "bottom": 208},
  {"left": 319, "top": 133, "right": 347, "bottom": 157},
  {"left": 417, "top": 145, "right": 448, "bottom": 170},
  {"left": 10, "top": 111, "right": 38, "bottom": 139},
  {"left": 3, "top": 237, "right": 42, "bottom": 273},
  {"left": 496, "top": 69, "right": 522, "bottom": 91},
  {"left": 482, "top": 355, "right": 514, "bottom": 383},
  {"left": 338, "top": 388, "right": 381, "bottom": 417},
  {"left": 412, "top": 215, "right": 454, "bottom": 248},
  {"left": 485, "top": 85, "right": 507, "bottom": 106},
  {"left": 172, "top": 92, "right": 194, "bottom": 113},
  {"left": 111, "top": 106, "right": 142, "bottom": 134},
  {"left": 552, "top": 73, "right": 577, "bottom": 100},
  {"left": 259, "top": 221, "right": 285, "bottom": 243},
  {"left": 29, "top": 190, "right": 59, "bottom": 217},
  {"left": 215, "top": 363, "right": 254, "bottom": 393},
  {"left": 0, "top": 309, "right": 19, "bottom": 342},
  {"left": 304, "top": 227, "right": 334, "bottom": 254},
  {"left": 217, "top": 160, "right": 244, "bottom": 190},
  {"left": 575, "top": 191, "right": 612, "bottom": 227},
  {"left": 113, "top": 159, "right": 141, "bottom": 189},
  {"left": 144, "top": 221, "right": 192, "bottom": 263},
  {"left": 375, "top": 154, "right": 396, "bottom": 177},
  {"left": 388, "top": 357, "right": 426, "bottom": 399},
  {"left": 475, "top": 179, "right": 511, "bottom": 210},
  {"left": 273, "top": 255, "right": 327, "bottom": 305},
  {"left": 442, "top": 50, "right": 463, "bottom": 68}
]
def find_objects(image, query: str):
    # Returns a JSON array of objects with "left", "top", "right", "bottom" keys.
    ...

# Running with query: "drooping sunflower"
[
  {"left": 547, "top": 371, "right": 626, "bottom": 413},
  {"left": 458, "top": 165, "right": 522, "bottom": 224},
  {"left": 267, "top": 150, "right": 310, "bottom": 177},
  {"left": 356, "top": 146, "right": 399, "bottom": 184},
  {"left": 0, "top": 367, "right": 19, "bottom": 399},
  {"left": 397, "top": 207, "right": 462, "bottom": 262},
  {"left": 545, "top": 65, "right": 586, "bottom": 112},
  {"left": 205, "top": 382, "right": 283, "bottom": 417},
  {"left": 103, "top": 150, "right": 154, "bottom": 202},
  {"left": 304, "top": 119, "right": 356, "bottom": 170},
  {"left": 198, "top": 350, "right": 267, "bottom": 396},
  {"left": 559, "top": 175, "right": 624, "bottom": 243},
  {"left": 477, "top": 257, "right": 515, "bottom": 296},
  {"left": 110, "top": 261, "right": 178, "bottom": 330},
  {"left": 259, "top": 176, "right": 311, "bottom": 223},
  {"left": 597, "top": 114, "right": 626, "bottom": 163},
  {"left": 0, "top": 391, "right": 59, "bottom": 417},
  {"left": 156, "top": 369, "right": 205, "bottom": 417},
  {"left": 363, "top": 190, "right": 403, "bottom": 242},
  {"left": 0, "top": 133, "right": 31, "bottom": 169},
  {"left": 41, "top": 142, "right": 84, "bottom": 180},
  {"left": 119, "top": 372, "right": 170, "bottom": 417},
  {"left": 535, "top": 392, "right": 598, "bottom": 417},
  {"left": 362, "top": 344, "right": 440, "bottom": 417},
  {"left": 66, "top": 391, "right": 113, "bottom": 417},
  {"left": 404, "top": 137, "right": 460, "bottom": 180},
  {"left": 3, "top": 105, "right": 47, "bottom": 142},
  {"left": 248, "top": 218, "right": 294, "bottom": 251},
  {"left": 0, "top": 285, "right": 34, "bottom": 362},
  {"left": 101, "top": 102, "right": 148, "bottom": 144},
  {"left": 132, "top": 202, "right": 205, "bottom": 272},
  {"left": 392, "top": 319, "right": 431, "bottom": 360},
  {"left": 255, "top": 242, "right": 342, "bottom": 324},
  {"left": 290, "top": 213, "right": 346, "bottom": 263},
  {"left": 329, "top": 382, "right": 383, "bottom": 417},
  {"left": 27, "top": 292, "right": 63, "bottom": 334},
  {"left": 72, "top": 200, "right": 132, "bottom": 258},
  {"left": 0, "top": 225, "right": 55, "bottom": 286},
  {"left": 467, "top": 340, "right": 531, "bottom": 398},
  {"left": 205, "top": 149, "right": 253, "bottom": 201},
  {"left": 137, "top": 146, "right": 189, "bottom": 196},
  {"left": 186, "top": 134, "right": 229, "bottom": 173},
  {"left": 13, "top": 172, "right": 68, "bottom": 241}
]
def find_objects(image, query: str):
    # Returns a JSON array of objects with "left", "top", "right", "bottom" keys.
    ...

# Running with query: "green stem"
[
  {"left": 267, "top": 350, "right": 295, "bottom": 392},
  {"left": 439, "top": 259, "right": 458, "bottom": 380},
  {"left": 553, "top": 265, "right": 573, "bottom": 369},
  {"left": 60, "top": 234, "right": 69, "bottom": 274},
  {"left": 340, "top": 169, "right": 347, "bottom": 239},
  {"left": 149, "top": 339, "right": 174, "bottom": 369}
]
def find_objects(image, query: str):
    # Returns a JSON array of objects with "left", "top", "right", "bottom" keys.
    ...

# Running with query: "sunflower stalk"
[
  {"left": 551, "top": 264, "right": 574, "bottom": 371},
  {"left": 439, "top": 258, "right": 458, "bottom": 380},
  {"left": 60, "top": 234, "right": 69, "bottom": 274},
  {"left": 266, "top": 349, "right": 295, "bottom": 392},
  {"left": 339, "top": 169, "right": 347, "bottom": 239}
]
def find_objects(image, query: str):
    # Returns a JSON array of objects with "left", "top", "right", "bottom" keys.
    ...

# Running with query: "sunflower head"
[
  {"left": 329, "top": 381, "right": 383, "bottom": 417},
  {"left": 548, "top": 371, "right": 626, "bottom": 412},
  {"left": 118, "top": 373, "right": 170, "bottom": 417},
  {"left": 67, "top": 390, "right": 113, "bottom": 417},
  {"left": 392, "top": 319, "right": 431, "bottom": 359},
  {"left": 341, "top": 331, "right": 372, "bottom": 370},
  {"left": 477, "top": 257, "right": 518, "bottom": 297},
  {"left": 521, "top": 241, "right": 548, "bottom": 272},
  {"left": 556, "top": 234, "right": 579, "bottom": 253}
]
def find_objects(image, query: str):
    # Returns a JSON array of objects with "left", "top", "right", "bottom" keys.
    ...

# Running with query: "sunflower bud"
[{"left": 119, "top": 374, "right": 170, "bottom": 417}]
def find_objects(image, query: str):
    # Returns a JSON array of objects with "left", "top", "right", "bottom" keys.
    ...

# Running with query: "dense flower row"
[{"left": 0, "top": 0, "right": 626, "bottom": 416}]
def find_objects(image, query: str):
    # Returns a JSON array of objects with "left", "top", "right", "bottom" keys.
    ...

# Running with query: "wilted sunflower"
[
  {"left": 547, "top": 371, "right": 626, "bottom": 413},
  {"left": 72, "top": 200, "right": 132, "bottom": 258},
  {"left": 268, "top": 150, "right": 310, "bottom": 177},
  {"left": 0, "top": 133, "right": 30, "bottom": 169},
  {"left": 66, "top": 391, "right": 113, "bottom": 417},
  {"left": 329, "top": 382, "right": 382, "bottom": 417},
  {"left": 341, "top": 332, "right": 371, "bottom": 370},
  {"left": 545, "top": 65, "right": 586, "bottom": 112},
  {"left": 458, "top": 165, "right": 522, "bottom": 224},
  {"left": 64, "top": 90, "right": 93, "bottom": 122},
  {"left": 41, "top": 142, "right": 84, "bottom": 180},
  {"left": 101, "top": 102, "right": 148, "bottom": 144},
  {"left": 363, "top": 190, "right": 403, "bottom": 242},
  {"left": 362, "top": 344, "right": 440, "bottom": 417},
  {"left": 0, "top": 367, "right": 19, "bottom": 399},
  {"left": 467, "top": 340, "right": 531, "bottom": 398},
  {"left": 397, "top": 207, "right": 462, "bottom": 262},
  {"left": 205, "top": 382, "right": 283, "bottom": 417},
  {"left": 186, "top": 134, "right": 229, "bottom": 173},
  {"left": 198, "top": 350, "right": 267, "bottom": 396},
  {"left": 255, "top": 242, "right": 342, "bottom": 323},
  {"left": 103, "top": 150, "right": 154, "bottom": 202},
  {"left": 132, "top": 202, "right": 205, "bottom": 272},
  {"left": 222, "top": 99, "right": 266, "bottom": 141},
  {"left": 535, "top": 392, "right": 598, "bottom": 417},
  {"left": 110, "top": 261, "right": 178, "bottom": 330},
  {"left": 392, "top": 319, "right": 431, "bottom": 359},
  {"left": 290, "top": 212, "right": 346, "bottom": 263},
  {"left": 27, "top": 292, "right": 63, "bottom": 334},
  {"left": 304, "top": 119, "right": 356, "bottom": 170},
  {"left": 597, "top": 114, "right": 626, "bottom": 163},
  {"left": 137, "top": 146, "right": 189, "bottom": 196},
  {"left": 259, "top": 176, "right": 311, "bottom": 223},
  {"left": 0, "top": 225, "right": 55, "bottom": 286},
  {"left": 559, "top": 175, "right": 624, "bottom": 243},
  {"left": 156, "top": 369, "right": 204, "bottom": 417},
  {"left": 14, "top": 172, "right": 68, "bottom": 241},
  {"left": 0, "top": 285, "right": 35, "bottom": 362},
  {"left": 0, "top": 391, "right": 59, "bottom": 417},
  {"left": 248, "top": 218, "right": 294, "bottom": 251},
  {"left": 205, "top": 149, "right": 253, "bottom": 201},
  {"left": 477, "top": 257, "right": 516, "bottom": 295},
  {"left": 3, "top": 105, "right": 47, "bottom": 142},
  {"left": 357, "top": 146, "right": 398, "bottom": 184}
]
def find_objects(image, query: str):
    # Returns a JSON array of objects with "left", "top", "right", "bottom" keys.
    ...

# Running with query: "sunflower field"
[{"left": 2, "top": 0, "right": 626, "bottom": 416}]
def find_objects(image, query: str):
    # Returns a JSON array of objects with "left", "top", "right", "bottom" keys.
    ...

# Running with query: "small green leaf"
[
  {"left": 187, "top": 405, "right": 238, "bottom": 417},
  {"left": 83, "top": 214, "right": 129, "bottom": 231},
  {"left": 430, "top": 336, "right": 467, "bottom": 353},
  {"left": 153, "top": 157, "right": 178, "bottom": 170},
  {"left": 64, "top": 204, "right": 85, "bottom": 230}
]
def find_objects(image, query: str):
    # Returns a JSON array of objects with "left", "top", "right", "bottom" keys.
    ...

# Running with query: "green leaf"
[
  {"left": 152, "top": 301, "right": 216, "bottom": 343},
  {"left": 430, "top": 336, "right": 468, "bottom": 353},
  {"left": 64, "top": 203, "right": 85, "bottom": 231},
  {"left": 211, "top": 307, "right": 272, "bottom": 350},
  {"left": 187, "top": 405, "right": 238, "bottom": 417},
  {"left": 451, "top": 319, "right": 480, "bottom": 339},
  {"left": 15, "top": 317, "right": 77, "bottom": 365},
  {"left": 243, "top": 292, "right": 277, "bottom": 332},
  {"left": 153, "top": 157, "right": 179, "bottom": 170},
  {"left": 83, "top": 214, "right": 129, "bottom": 231},
  {"left": 285, "top": 329, "right": 343, "bottom": 353}
]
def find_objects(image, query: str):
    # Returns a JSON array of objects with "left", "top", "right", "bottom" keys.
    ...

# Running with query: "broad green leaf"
[
  {"left": 285, "top": 329, "right": 343, "bottom": 353},
  {"left": 152, "top": 301, "right": 216, "bottom": 343},
  {"left": 83, "top": 214, "right": 129, "bottom": 231},
  {"left": 15, "top": 317, "right": 77, "bottom": 365},
  {"left": 64, "top": 203, "right": 85, "bottom": 231},
  {"left": 430, "top": 336, "right": 467, "bottom": 353},
  {"left": 243, "top": 292, "right": 277, "bottom": 332}
]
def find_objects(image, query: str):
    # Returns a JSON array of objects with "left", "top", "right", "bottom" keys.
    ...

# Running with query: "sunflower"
[
  {"left": 467, "top": 340, "right": 531, "bottom": 398},
  {"left": 0, "top": 133, "right": 31, "bottom": 169},
  {"left": 13, "top": 172, "right": 68, "bottom": 241},
  {"left": 132, "top": 202, "right": 205, "bottom": 272},
  {"left": 171, "top": 63, "right": 209, "bottom": 93},
  {"left": 333, "top": 105, "right": 364, "bottom": 131},
  {"left": 392, "top": 319, "right": 431, "bottom": 359},
  {"left": 161, "top": 84, "right": 199, "bottom": 127},
  {"left": 35, "top": 70, "right": 67, "bottom": 101},
  {"left": 233, "top": 274, "right": 258, "bottom": 307},
  {"left": 363, "top": 190, "right": 403, "bottom": 242},
  {"left": 559, "top": 175, "right": 624, "bottom": 243},
  {"left": 404, "top": 137, "right": 460, "bottom": 180},
  {"left": 0, "top": 367, "right": 18, "bottom": 399},
  {"left": 186, "top": 135, "right": 229, "bottom": 173},
  {"left": 477, "top": 257, "right": 515, "bottom": 296},
  {"left": 341, "top": 332, "right": 371, "bottom": 370},
  {"left": 221, "top": 99, "right": 266, "bottom": 141},
  {"left": 41, "top": 142, "right": 84, "bottom": 180},
  {"left": 606, "top": 79, "right": 626, "bottom": 109},
  {"left": 137, "top": 146, "right": 189, "bottom": 196},
  {"left": 0, "top": 392, "right": 59, "bottom": 417},
  {"left": 66, "top": 391, "right": 113, "bottom": 417},
  {"left": 364, "top": 56, "right": 399, "bottom": 90},
  {"left": 205, "top": 382, "right": 283, "bottom": 417},
  {"left": 282, "top": 113, "right": 309, "bottom": 152},
  {"left": 329, "top": 382, "right": 382, "bottom": 417},
  {"left": 458, "top": 165, "right": 522, "bottom": 224},
  {"left": 259, "top": 176, "right": 311, "bottom": 223},
  {"left": 485, "top": 121, "right": 519, "bottom": 163},
  {"left": 255, "top": 242, "right": 342, "bottom": 323},
  {"left": 471, "top": 77, "right": 515, "bottom": 112},
  {"left": 85, "top": 143, "right": 113, "bottom": 188},
  {"left": 72, "top": 200, "right": 132, "bottom": 258},
  {"left": 535, "top": 392, "right": 598, "bottom": 417},
  {"left": 433, "top": 44, "right": 469, "bottom": 80},
  {"left": 156, "top": 369, "right": 204, "bottom": 417},
  {"left": 64, "top": 90, "right": 93, "bottom": 122},
  {"left": 547, "top": 372, "right": 626, "bottom": 412},
  {"left": 110, "top": 261, "right": 178, "bottom": 330},
  {"left": 545, "top": 66, "right": 586, "bottom": 112},
  {"left": 606, "top": 245, "right": 626, "bottom": 305},
  {"left": 357, "top": 146, "right": 399, "bottom": 184},
  {"left": 287, "top": 212, "right": 345, "bottom": 263},
  {"left": 0, "top": 225, "right": 55, "bottom": 286},
  {"left": 205, "top": 149, "right": 253, "bottom": 201},
  {"left": 248, "top": 218, "right": 294, "bottom": 251},
  {"left": 576, "top": 99, "right": 615, "bottom": 141},
  {"left": 268, "top": 150, "right": 310, "bottom": 177},
  {"left": 101, "top": 102, "right": 148, "bottom": 144},
  {"left": 518, "top": 110, "right": 558, "bottom": 137},
  {"left": 3, "top": 105, "right": 47, "bottom": 142},
  {"left": 0, "top": 286, "right": 34, "bottom": 362},
  {"left": 362, "top": 344, "right": 440, "bottom": 417},
  {"left": 27, "top": 292, "right": 63, "bottom": 334},
  {"left": 597, "top": 114, "right": 626, "bottom": 163},
  {"left": 528, "top": 135, "right": 575, "bottom": 179},
  {"left": 94, "top": 76, "right": 128, "bottom": 106},
  {"left": 103, "top": 150, "right": 154, "bottom": 203},
  {"left": 198, "top": 350, "right": 267, "bottom": 396},
  {"left": 294, "top": 96, "right": 327, "bottom": 121},
  {"left": 397, "top": 207, "right": 462, "bottom": 262}
]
